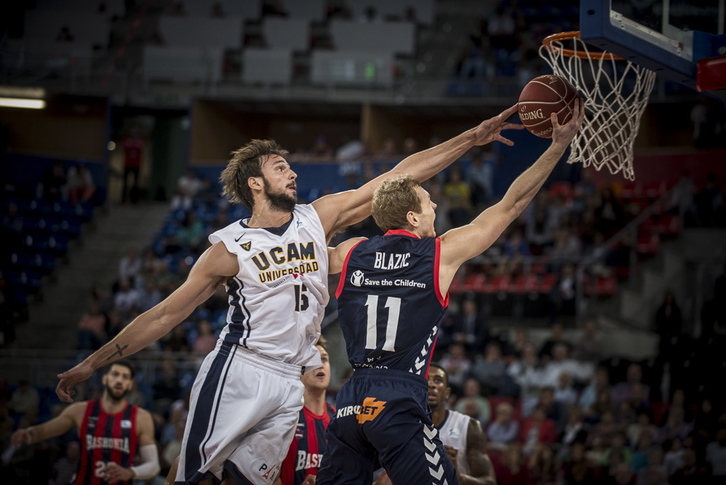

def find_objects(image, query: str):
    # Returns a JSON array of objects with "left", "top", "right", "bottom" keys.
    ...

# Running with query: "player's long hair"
[
  {"left": 372, "top": 175, "right": 422, "bottom": 232},
  {"left": 221, "top": 139, "right": 289, "bottom": 210}
]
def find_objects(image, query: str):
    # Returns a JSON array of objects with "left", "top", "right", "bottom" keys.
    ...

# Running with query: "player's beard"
[
  {"left": 105, "top": 384, "right": 129, "bottom": 402},
  {"left": 264, "top": 178, "right": 297, "bottom": 213}
]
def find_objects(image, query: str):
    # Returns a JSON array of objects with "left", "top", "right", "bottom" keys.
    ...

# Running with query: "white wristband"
[{"left": 129, "top": 444, "right": 160, "bottom": 479}]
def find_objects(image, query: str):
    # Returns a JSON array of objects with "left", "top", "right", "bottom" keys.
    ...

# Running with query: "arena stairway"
[{"left": 9, "top": 201, "right": 169, "bottom": 354}]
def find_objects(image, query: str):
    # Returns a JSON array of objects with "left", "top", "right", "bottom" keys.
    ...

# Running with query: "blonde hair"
[
  {"left": 220, "top": 139, "right": 288, "bottom": 210},
  {"left": 371, "top": 175, "right": 422, "bottom": 232}
]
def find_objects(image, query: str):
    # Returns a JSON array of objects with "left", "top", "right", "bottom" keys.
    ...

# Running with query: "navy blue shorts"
[{"left": 317, "top": 368, "right": 459, "bottom": 485}]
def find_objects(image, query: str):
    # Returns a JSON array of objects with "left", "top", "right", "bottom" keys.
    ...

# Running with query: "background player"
[
  {"left": 56, "top": 105, "right": 523, "bottom": 485},
  {"left": 11, "top": 360, "right": 159, "bottom": 484},
  {"left": 428, "top": 362, "right": 496, "bottom": 485},
  {"left": 320, "top": 102, "right": 584, "bottom": 485},
  {"left": 275, "top": 336, "right": 335, "bottom": 485}
]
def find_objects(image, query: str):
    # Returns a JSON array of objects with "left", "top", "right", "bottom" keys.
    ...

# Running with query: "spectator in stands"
[
  {"left": 66, "top": 162, "right": 96, "bottom": 205},
  {"left": 177, "top": 210, "right": 206, "bottom": 254},
  {"left": 628, "top": 410, "right": 658, "bottom": 450},
  {"left": 537, "top": 323, "right": 572, "bottom": 363},
  {"left": 520, "top": 404, "right": 557, "bottom": 457},
  {"left": 137, "top": 278, "right": 162, "bottom": 313},
  {"left": 438, "top": 342, "right": 471, "bottom": 396},
  {"left": 163, "top": 324, "right": 189, "bottom": 353},
  {"left": 454, "top": 378, "right": 491, "bottom": 426},
  {"left": 560, "top": 441, "right": 598, "bottom": 485},
  {"left": 121, "top": 125, "right": 144, "bottom": 204},
  {"left": 655, "top": 406, "right": 693, "bottom": 445},
  {"left": 653, "top": 290, "right": 683, "bottom": 372},
  {"left": 76, "top": 301, "right": 107, "bottom": 350},
  {"left": 631, "top": 429, "right": 658, "bottom": 474},
  {"left": 507, "top": 341, "right": 543, "bottom": 415},
  {"left": 554, "top": 372, "right": 578, "bottom": 406},
  {"left": 487, "top": 401, "right": 520, "bottom": 452},
  {"left": 547, "top": 227, "right": 582, "bottom": 267},
  {"left": 51, "top": 441, "right": 80, "bottom": 485},
  {"left": 496, "top": 443, "right": 532, "bottom": 484},
  {"left": 525, "top": 204, "right": 554, "bottom": 256},
  {"left": 535, "top": 386, "right": 568, "bottom": 433},
  {"left": 470, "top": 341, "right": 518, "bottom": 397},
  {"left": 601, "top": 431, "right": 633, "bottom": 469},
  {"left": 578, "top": 366, "right": 610, "bottom": 414},
  {"left": 706, "top": 425, "right": 726, "bottom": 480},
  {"left": 467, "top": 152, "right": 494, "bottom": 209},
  {"left": 191, "top": 319, "right": 216, "bottom": 356},
  {"left": 153, "top": 358, "right": 182, "bottom": 414},
  {"left": 527, "top": 443, "right": 556, "bottom": 485},
  {"left": 177, "top": 169, "right": 203, "bottom": 200},
  {"left": 40, "top": 160, "right": 67, "bottom": 201},
  {"left": 541, "top": 343, "right": 592, "bottom": 390},
  {"left": 670, "top": 447, "right": 709, "bottom": 484},
  {"left": 118, "top": 247, "right": 143, "bottom": 282},
  {"left": 611, "top": 363, "right": 650, "bottom": 408},
  {"left": 443, "top": 164, "right": 473, "bottom": 227},
  {"left": 594, "top": 187, "right": 626, "bottom": 237},
  {"left": 572, "top": 320, "right": 605, "bottom": 364},
  {"left": 636, "top": 447, "right": 667, "bottom": 485},
  {"left": 559, "top": 406, "right": 589, "bottom": 450},
  {"left": 113, "top": 276, "right": 141, "bottom": 318},
  {"left": 451, "top": 297, "right": 490, "bottom": 354},
  {"left": 9, "top": 380, "right": 40, "bottom": 425},
  {"left": 486, "top": 4, "right": 517, "bottom": 76},
  {"left": 547, "top": 263, "right": 577, "bottom": 323}
]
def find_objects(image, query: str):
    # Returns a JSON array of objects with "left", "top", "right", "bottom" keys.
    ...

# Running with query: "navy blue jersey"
[
  {"left": 335, "top": 230, "right": 448, "bottom": 375},
  {"left": 279, "top": 402, "right": 336, "bottom": 485}
]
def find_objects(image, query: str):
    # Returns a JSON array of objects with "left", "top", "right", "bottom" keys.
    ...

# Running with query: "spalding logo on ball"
[{"left": 518, "top": 74, "right": 580, "bottom": 138}]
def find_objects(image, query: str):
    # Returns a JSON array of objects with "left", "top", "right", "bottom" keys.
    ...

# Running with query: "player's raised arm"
[
  {"left": 312, "top": 105, "right": 524, "bottom": 239},
  {"left": 56, "top": 243, "right": 237, "bottom": 402},
  {"left": 11, "top": 402, "right": 83, "bottom": 447},
  {"left": 438, "top": 100, "right": 584, "bottom": 288}
]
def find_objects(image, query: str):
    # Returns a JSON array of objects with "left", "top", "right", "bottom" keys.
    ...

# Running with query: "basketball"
[{"left": 518, "top": 74, "right": 579, "bottom": 138}]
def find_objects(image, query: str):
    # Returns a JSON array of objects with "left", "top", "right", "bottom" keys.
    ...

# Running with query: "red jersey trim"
[
  {"left": 434, "top": 237, "right": 449, "bottom": 308},
  {"left": 335, "top": 240, "right": 365, "bottom": 299},
  {"left": 384, "top": 229, "right": 420, "bottom": 238}
]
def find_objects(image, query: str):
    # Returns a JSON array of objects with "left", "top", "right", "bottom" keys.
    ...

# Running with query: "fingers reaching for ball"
[{"left": 551, "top": 98, "right": 585, "bottom": 144}]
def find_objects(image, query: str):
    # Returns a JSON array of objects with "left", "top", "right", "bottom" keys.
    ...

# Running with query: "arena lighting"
[{"left": 0, "top": 97, "right": 46, "bottom": 109}]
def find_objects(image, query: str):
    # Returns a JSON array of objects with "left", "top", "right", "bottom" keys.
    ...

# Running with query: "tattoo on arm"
[{"left": 99, "top": 343, "right": 129, "bottom": 367}]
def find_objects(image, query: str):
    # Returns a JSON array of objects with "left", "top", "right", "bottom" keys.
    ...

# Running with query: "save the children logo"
[{"left": 350, "top": 270, "right": 364, "bottom": 287}]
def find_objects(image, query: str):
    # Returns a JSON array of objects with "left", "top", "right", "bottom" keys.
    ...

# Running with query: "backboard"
[{"left": 580, "top": 0, "right": 725, "bottom": 92}]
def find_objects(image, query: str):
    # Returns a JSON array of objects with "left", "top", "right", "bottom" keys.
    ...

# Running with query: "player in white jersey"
[
  {"left": 429, "top": 363, "right": 496, "bottom": 485},
  {"left": 56, "top": 107, "right": 525, "bottom": 485}
]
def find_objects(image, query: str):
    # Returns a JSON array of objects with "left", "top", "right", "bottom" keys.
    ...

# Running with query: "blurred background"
[{"left": 0, "top": 0, "right": 725, "bottom": 483}]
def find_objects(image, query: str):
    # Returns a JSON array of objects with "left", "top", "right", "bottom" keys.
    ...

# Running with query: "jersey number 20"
[{"left": 364, "top": 295, "right": 401, "bottom": 351}]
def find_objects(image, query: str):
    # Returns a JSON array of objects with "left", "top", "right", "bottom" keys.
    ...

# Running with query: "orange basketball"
[{"left": 518, "top": 74, "right": 579, "bottom": 138}]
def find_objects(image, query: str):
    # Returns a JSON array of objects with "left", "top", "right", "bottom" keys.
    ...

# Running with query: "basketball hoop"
[{"left": 539, "top": 31, "right": 657, "bottom": 180}]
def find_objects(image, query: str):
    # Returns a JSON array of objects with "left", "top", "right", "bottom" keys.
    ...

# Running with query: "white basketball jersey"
[
  {"left": 438, "top": 410, "right": 471, "bottom": 475},
  {"left": 208, "top": 204, "right": 328, "bottom": 369}
]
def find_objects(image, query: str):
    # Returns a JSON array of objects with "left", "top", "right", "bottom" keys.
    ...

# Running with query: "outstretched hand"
[
  {"left": 473, "top": 104, "right": 525, "bottom": 147},
  {"left": 56, "top": 361, "right": 95, "bottom": 403},
  {"left": 551, "top": 98, "right": 585, "bottom": 145}
]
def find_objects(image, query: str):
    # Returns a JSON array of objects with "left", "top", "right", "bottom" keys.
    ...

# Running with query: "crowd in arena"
[{"left": 1, "top": 139, "right": 726, "bottom": 483}]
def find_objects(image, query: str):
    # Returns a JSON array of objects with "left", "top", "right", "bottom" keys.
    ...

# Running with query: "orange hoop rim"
[{"left": 542, "top": 31, "right": 623, "bottom": 61}]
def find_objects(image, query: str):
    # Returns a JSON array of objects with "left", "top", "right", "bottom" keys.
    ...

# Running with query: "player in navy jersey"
[
  {"left": 11, "top": 361, "right": 159, "bottom": 485},
  {"left": 319, "top": 102, "right": 584, "bottom": 485},
  {"left": 276, "top": 336, "right": 335, "bottom": 485},
  {"left": 57, "top": 107, "right": 525, "bottom": 485}
]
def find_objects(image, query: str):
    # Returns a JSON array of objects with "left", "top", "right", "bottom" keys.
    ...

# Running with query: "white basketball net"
[{"left": 539, "top": 33, "right": 657, "bottom": 180}]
